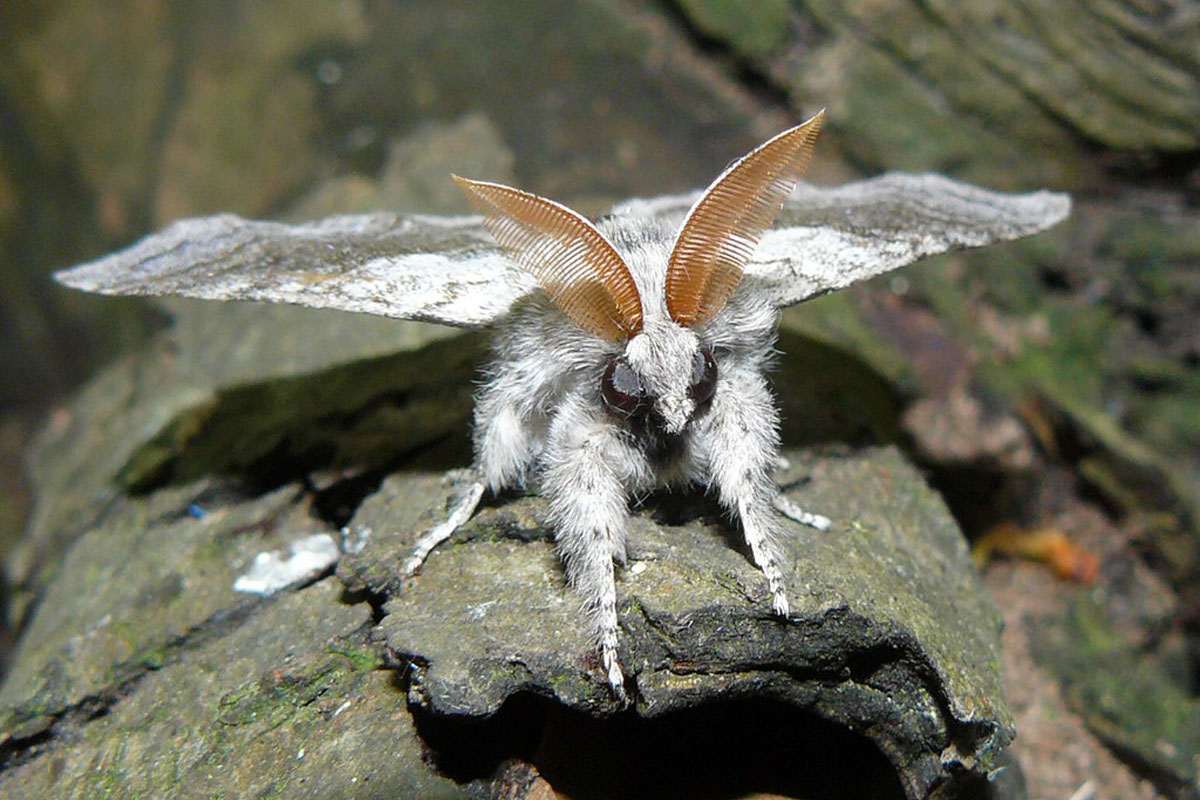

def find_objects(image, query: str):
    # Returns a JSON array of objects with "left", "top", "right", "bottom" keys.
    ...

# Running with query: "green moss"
[
  {"left": 1033, "top": 597, "right": 1200, "bottom": 792},
  {"left": 328, "top": 643, "right": 382, "bottom": 672},
  {"left": 675, "top": 0, "right": 791, "bottom": 58},
  {"left": 133, "top": 645, "right": 169, "bottom": 671}
]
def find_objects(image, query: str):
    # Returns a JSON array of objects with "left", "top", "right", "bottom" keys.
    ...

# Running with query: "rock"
[
  {"left": 675, "top": 0, "right": 792, "bottom": 59},
  {"left": 1, "top": 578, "right": 467, "bottom": 800},
  {"left": 5, "top": 301, "right": 476, "bottom": 626},
  {"left": 342, "top": 447, "right": 1011, "bottom": 799},
  {"left": 289, "top": 113, "right": 518, "bottom": 220},
  {"left": 679, "top": 0, "right": 1200, "bottom": 188},
  {"left": 1032, "top": 597, "right": 1200, "bottom": 800},
  {"left": 1, "top": 306, "right": 1016, "bottom": 798},
  {"left": 1, "top": 442, "right": 1013, "bottom": 799}
]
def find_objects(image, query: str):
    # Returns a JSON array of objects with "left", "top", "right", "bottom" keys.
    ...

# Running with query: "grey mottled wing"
[
  {"left": 54, "top": 212, "right": 536, "bottom": 328},
  {"left": 613, "top": 173, "right": 1071, "bottom": 308},
  {"left": 57, "top": 174, "right": 1069, "bottom": 324}
]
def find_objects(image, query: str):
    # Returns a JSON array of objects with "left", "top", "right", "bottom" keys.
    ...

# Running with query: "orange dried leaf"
[{"left": 973, "top": 522, "right": 1099, "bottom": 584}]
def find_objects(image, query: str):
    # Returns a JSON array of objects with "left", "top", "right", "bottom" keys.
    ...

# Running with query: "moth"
[{"left": 56, "top": 111, "right": 1070, "bottom": 698}]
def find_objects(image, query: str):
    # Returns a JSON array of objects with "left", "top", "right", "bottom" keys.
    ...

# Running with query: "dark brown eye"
[
  {"left": 602, "top": 357, "right": 646, "bottom": 418},
  {"left": 689, "top": 348, "right": 718, "bottom": 409}
]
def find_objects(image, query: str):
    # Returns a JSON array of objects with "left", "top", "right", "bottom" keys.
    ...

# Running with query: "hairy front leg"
[
  {"left": 402, "top": 472, "right": 485, "bottom": 575},
  {"left": 404, "top": 370, "right": 544, "bottom": 576},
  {"left": 542, "top": 394, "right": 643, "bottom": 699},
  {"left": 697, "top": 368, "right": 795, "bottom": 616}
]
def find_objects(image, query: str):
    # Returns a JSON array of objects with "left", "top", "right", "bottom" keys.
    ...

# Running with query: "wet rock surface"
[
  {"left": 1, "top": 439, "right": 1011, "bottom": 799},
  {"left": 2, "top": 579, "right": 469, "bottom": 800}
]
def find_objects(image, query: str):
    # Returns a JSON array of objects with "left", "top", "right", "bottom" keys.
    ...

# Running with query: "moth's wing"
[
  {"left": 613, "top": 173, "right": 1071, "bottom": 308},
  {"left": 747, "top": 174, "right": 1070, "bottom": 307},
  {"left": 53, "top": 212, "right": 536, "bottom": 328}
]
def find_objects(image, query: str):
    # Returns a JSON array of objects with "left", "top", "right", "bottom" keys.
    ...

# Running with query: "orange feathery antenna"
[
  {"left": 453, "top": 175, "right": 643, "bottom": 341},
  {"left": 665, "top": 110, "right": 824, "bottom": 327}
]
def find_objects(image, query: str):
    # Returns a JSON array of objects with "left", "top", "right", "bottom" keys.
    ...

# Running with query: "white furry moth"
[{"left": 56, "top": 111, "right": 1070, "bottom": 698}]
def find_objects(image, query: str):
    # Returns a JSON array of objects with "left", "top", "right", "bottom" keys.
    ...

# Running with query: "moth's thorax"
[
  {"left": 598, "top": 215, "right": 674, "bottom": 320},
  {"left": 624, "top": 319, "right": 700, "bottom": 435}
]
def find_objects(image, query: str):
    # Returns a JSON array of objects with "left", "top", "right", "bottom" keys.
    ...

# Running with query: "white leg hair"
[
  {"left": 402, "top": 365, "right": 550, "bottom": 575},
  {"left": 542, "top": 393, "right": 642, "bottom": 699},
  {"left": 696, "top": 368, "right": 794, "bottom": 616},
  {"left": 473, "top": 370, "right": 546, "bottom": 494},
  {"left": 402, "top": 474, "right": 485, "bottom": 576},
  {"left": 773, "top": 493, "right": 832, "bottom": 532}
]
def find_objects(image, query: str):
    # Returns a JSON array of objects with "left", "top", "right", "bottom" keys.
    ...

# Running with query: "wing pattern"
[{"left": 56, "top": 174, "right": 1069, "bottom": 323}]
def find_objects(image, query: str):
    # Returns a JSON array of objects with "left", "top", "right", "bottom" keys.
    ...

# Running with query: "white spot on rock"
[{"left": 233, "top": 533, "right": 340, "bottom": 596}]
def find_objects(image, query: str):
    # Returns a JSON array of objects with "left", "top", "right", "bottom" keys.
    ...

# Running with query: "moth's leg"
[
  {"left": 401, "top": 365, "right": 547, "bottom": 575},
  {"left": 543, "top": 394, "right": 641, "bottom": 699},
  {"left": 696, "top": 369, "right": 793, "bottom": 616},
  {"left": 474, "top": 367, "right": 547, "bottom": 494},
  {"left": 402, "top": 472, "right": 485, "bottom": 576},
  {"left": 773, "top": 493, "right": 831, "bottom": 532}
]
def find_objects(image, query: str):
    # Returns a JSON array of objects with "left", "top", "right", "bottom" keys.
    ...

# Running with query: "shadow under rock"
[{"left": 412, "top": 691, "right": 907, "bottom": 800}]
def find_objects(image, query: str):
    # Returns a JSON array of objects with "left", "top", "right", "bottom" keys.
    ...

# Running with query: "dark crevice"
[
  {"left": 339, "top": 585, "right": 388, "bottom": 626},
  {"left": 1037, "top": 264, "right": 1073, "bottom": 292},
  {"left": 120, "top": 357, "right": 476, "bottom": 497},
  {"left": 308, "top": 468, "right": 390, "bottom": 531},
  {"left": 657, "top": 0, "right": 795, "bottom": 112},
  {"left": 1102, "top": 147, "right": 1200, "bottom": 203},
  {"left": 629, "top": 600, "right": 999, "bottom": 782},
  {"left": 411, "top": 692, "right": 906, "bottom": 800}
]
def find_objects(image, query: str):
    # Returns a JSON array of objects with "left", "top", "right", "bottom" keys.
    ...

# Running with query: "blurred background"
[{"left": 1, "top": 1, "right": 1197, "bottom": 796}]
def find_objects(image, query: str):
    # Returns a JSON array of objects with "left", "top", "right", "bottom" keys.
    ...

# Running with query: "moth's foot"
[
  {"left": 402, "top": 479, "right": 485, "bottom": 578},
  {"left": 772, "top": 588, "right": 791, "bottom": 618},
  {"left": 610, "top": 538, "right": 628, "bottom": 567},
  {"left": 602, "top": 643, "right": 628, "bottom": 702},
  {"left": 773, "top": 455, "right": 791, "bottom": 472},
  {"left": 773, "top": 494, "right": 832, "bottom": 532},
  {"left": 400, "top": 553, "right": 425, "bottom": 577}
]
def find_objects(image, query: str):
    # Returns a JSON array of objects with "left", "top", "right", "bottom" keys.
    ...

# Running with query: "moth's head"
[
  {"left": 454, "top": 111, "right": 824, "bottom": 432},
  {"left": 603, "top": 319, "right": 716, "bottom": 435}
]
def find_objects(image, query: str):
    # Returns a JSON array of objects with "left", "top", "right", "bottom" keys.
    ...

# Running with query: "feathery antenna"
[
  {"left": 665, "top": 110, "right": 824, "bottom": 327},
  {"left": 454, "top": 175, "right": 643, "bottom": 340}
]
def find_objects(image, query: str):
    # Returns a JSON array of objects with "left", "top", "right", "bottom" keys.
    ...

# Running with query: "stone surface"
[
  {"left": 687, "top": 0, "right": 1200, "bottom": 189},
  {"left": 1, "top": 579, "right": 467, "bottom": 800},
  {"left": 7, "top": 1, "right": 1196, "bottom": 796},
  {"left": 1, "top": 311, "right": 1016, "bottom": 799},
  {"left": 1032, "top": 597, "right": 1200, "bottom": 799},
  {"left": 6, "top": 302, "right": 476, "bottom": 626}
]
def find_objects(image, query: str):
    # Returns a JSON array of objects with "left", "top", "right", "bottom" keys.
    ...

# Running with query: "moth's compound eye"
[
  {"left": 688, "top": 348, "right": 718, "bottom": 410},
  {"left": 602, "top": 357, "right": 646, "bottom": 418}
]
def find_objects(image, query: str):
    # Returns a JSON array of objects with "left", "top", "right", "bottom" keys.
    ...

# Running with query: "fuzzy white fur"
[{"left": 407, "top": 213, "right": 829, "bottom": 699}]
